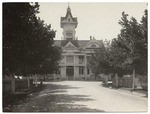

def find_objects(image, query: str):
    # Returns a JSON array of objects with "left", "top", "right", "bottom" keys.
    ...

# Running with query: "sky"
[{"left": 37, "top": 2, "right": 147, "bottom": 41}]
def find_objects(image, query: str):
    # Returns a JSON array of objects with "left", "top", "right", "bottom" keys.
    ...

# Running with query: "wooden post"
[
  {"left": 132, "top": 68, "right": 135, "bottom": 90},
  {"left": 84, "top": 56, "right": 87, "bottom": 81},
  {"left": 94, "top": 74, "right": 96, "bottom": 81},
  {"left": 11, "top": 74, "right": 15, "bottom": 93},
  {"left": 27, "top": 77, "right": 30, "bottom": 88},
  {"left": 84, "top": 66, "right": 87, "bottom": 81},
  {"left": 53, "top": 74, "right": 56, "bottom": 81},
  {"left": 115, "top": 73, "right": 118, "bottom": 88},
  {"left": 105, "top": 75, "right": 108, "bottom": 85},
  {"left": 40, "top": 77, "right": 43, "bottom": 85},
  {"left": 35, "top": 74, "right": 38, "bottom": 87}
]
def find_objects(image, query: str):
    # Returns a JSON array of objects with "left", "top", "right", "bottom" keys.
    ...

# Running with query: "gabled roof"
[
  {"left": 54, "top": 40, "right": 104, "bottom": 49},
  {"left": 54, "top": 40, "right": 89, "bottom": 48},
  {"left": 61, "top": 39, "right": 79, "bottom": 47},
  {"left": 64, "top": 41, "right": 77, "bottom": 49},
  {"left": 83, "top": 39, "right": 103, "bottom": 49}
]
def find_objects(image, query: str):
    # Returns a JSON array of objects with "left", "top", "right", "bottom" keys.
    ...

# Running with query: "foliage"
[
  {"left": 88, "top": 10, "right": 147, "bottom": 78},
  {"left": 3, "top": 3, "right": 61, "bottom": 77},
  {"left": 88, "top": 40, "right": 112, "bottom": 77},
  {"left": 117, "top": 10, "right": 147, "bottom": 75},
  {"left": 109, "top": 38, "right": 131, "bottom": 76}
]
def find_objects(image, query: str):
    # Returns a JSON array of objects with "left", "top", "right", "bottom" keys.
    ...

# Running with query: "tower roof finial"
[
  {"left": 67, "top": 2, "right": 71, "bottom": 12},
  {"left": 68, "top": 2, "right": 70, "bottom": 8}
]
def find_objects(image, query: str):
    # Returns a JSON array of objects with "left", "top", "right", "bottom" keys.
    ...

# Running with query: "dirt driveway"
[{"left": 8, "top": 81, "right": 148, "bottom": 112}]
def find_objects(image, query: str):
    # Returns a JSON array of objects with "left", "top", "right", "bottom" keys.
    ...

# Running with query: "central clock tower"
[{"left": 60, "top": 6, "right": 78, "bottom": 40}]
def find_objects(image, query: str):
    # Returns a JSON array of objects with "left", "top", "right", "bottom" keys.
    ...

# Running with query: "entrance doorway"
[{"left": 66, "top": 66, "right": 74, "bottom": 80}]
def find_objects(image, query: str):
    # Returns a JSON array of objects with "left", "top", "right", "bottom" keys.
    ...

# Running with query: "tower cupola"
[{"left": 60, "top": 5, "right": 78, "bottom": 40}]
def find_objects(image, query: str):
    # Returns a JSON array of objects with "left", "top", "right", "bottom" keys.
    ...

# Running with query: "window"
[
  {"left": 68, "top": 18, "right": 70, "bottom": 21},
  {"left": 66, "top": 32, "right": 73, "bottom": 37},
  {"left": 79, "top": 66, "right": 84, "bottom": 75},
  {"left": 79, "top": 56, "right": 84, "bottom": 64},
  {"left": 66, "top": 55, "right": 74, "bottom": 63}
]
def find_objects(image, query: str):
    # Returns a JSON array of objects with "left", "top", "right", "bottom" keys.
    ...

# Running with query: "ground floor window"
[
  {"left": 66, "top": 66, "right": 74, "bottom": 76},
  {"left": 79, "top": 66, "right": 84, "bottom": 75}
]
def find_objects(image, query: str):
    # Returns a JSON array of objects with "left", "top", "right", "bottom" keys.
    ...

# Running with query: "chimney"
[{"left": 90, "top": 36, "right": 92, "bottom": 40}]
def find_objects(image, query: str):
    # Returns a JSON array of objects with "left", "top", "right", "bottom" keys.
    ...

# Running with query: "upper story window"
[
  {"left": 79, "top": 66, "right": 84, "bottom": 75},
  {"left": 66, "top": 55, "right": 74, "bottom": 63},
  {"left": 79, "top": 56, "right": 84, "bottom": 64},
  {"left": 68, "top": 18, "right": 70, "bottom": 21}
]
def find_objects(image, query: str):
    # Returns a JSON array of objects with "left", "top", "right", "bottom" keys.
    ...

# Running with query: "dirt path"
[{"left": 8, "top": 81, "right": 148, "bottom": 112}]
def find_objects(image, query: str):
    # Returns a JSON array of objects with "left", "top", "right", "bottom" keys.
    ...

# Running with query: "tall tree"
[
  {"left": 3, "top": 3, "right": 39, "bottom": 76},
  {"left": 3, "top": 3, "right": 61, "bottom": 78},
  {"left": 117, "top": 10, "right": 147, "bottom": 75},
  {"left": 117, "top": 10, "right": 147, "bottom": 89},
  {"left": 88, "top": 40, "right": 112, "bottom": 80}
]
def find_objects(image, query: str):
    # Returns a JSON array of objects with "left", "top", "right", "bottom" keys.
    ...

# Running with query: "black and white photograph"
[{"left": 2, "top": 1, "right": 148, "bottom": 112}]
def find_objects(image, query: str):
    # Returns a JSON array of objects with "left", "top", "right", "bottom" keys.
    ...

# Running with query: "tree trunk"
[
  {"left": 53, "top": 74, "right": 56, "bottom": 81},
  {"left": 35, "top": 74, "right": 38, "bottom": 87},
  {"left": 105, "top": 75, "right": 108, "bottom": 85},
  {"left": 132, "top": 68, "right": 135, "bottom": 90},
  {"left": 44, "top": 76, "right": 46, "bottom": 81},
  {"left": 120, "top": 78, "right": 123, "bottom": 87},
  {"left": 115, "top": 73, "right": 118, "bottom": 88},
  {"left": 40, "top": 78, "right": 43, "bottom": 85},
  {"left": 27, "top": 77, "right": 30, "bottom": 88},
  {"left": 11, "top": 74, "right": 15, "bottom": 93}
]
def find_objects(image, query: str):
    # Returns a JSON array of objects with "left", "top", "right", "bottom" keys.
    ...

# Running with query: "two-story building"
[{"left": 54, "top": 6, "right": 102, "bottom": 80}]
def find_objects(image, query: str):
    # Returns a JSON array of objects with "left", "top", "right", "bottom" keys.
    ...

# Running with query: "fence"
[
  {"left": 3, "top": 79, "right": 33, "bottom": 92},
  {"left": 112, "top": 76, "right": 142, "bottom": 88}
]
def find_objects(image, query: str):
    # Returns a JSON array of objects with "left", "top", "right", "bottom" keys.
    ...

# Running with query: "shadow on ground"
[{"left": 4, "top": 83, "right": 104, "bottom": 112}]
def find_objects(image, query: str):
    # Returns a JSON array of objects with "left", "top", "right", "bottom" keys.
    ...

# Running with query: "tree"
[
  {"left": 88, "top": 39, "right": 129, "bottom": 86},
  {"left": 109, "top": 38, "right": 132, "bottom": 87},
  {"left": 117, "top": 10, "right": 148, "bottom": 89},
  {"left": 88, "top": 40, "right": 112, "bottom": 81},
  {"left": 3, "top": 3, "right": 40, "bottom": 76},
  {"left": 118, "top": 10, "right": 147, "bottom": 75},
  {"left": 3, "top": 3, "right": 61, "bottom": 91}
]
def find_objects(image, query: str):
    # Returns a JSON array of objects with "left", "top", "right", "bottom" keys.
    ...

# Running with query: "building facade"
[{"left": 54, "top": 6, "right": 102, "bottom": 80}]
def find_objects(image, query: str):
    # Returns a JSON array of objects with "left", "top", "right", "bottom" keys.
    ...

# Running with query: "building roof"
[
  {"left": 78, "top": 40, "right": 90, "bottom": 48},
  {"left": 61, "top": 7, "right": 77, "bottom": 23},
  {"left": 53, "top": 40, "right": 61, "bottom": 47},
  {"left": 61, "top": 39, "right": 79, "bottom": 47},
  {"left": 54, "top": 40, "right": 90, "bottom": 48}
]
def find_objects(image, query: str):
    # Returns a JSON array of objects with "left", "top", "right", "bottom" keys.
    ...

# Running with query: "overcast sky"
[{"left": 37, "top": 2, "right": 147, "bottom": 41}]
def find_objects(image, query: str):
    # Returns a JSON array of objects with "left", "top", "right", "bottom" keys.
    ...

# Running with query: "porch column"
[
  {"left": 84, "top": 55, "right": 87, "bottom": 80},
  {"left": 64, "top": 55, "right": 66, "bottom": 64}
]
